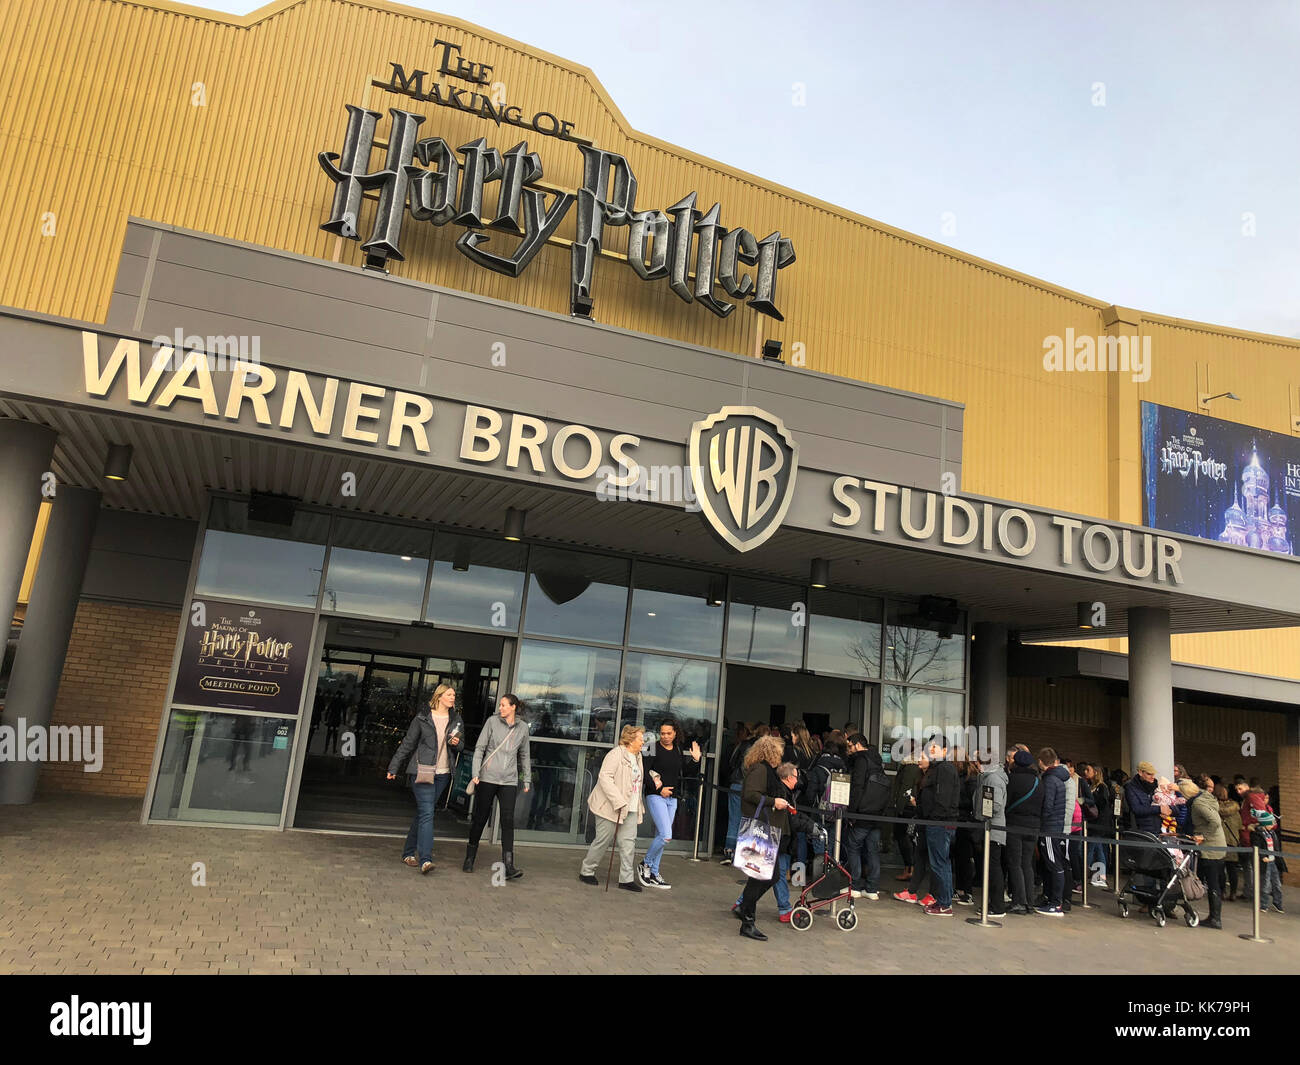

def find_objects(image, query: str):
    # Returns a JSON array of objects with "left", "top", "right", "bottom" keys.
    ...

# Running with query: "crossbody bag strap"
[{"left": 1005, "top": 775, "right": 1039, "bottom": 812}]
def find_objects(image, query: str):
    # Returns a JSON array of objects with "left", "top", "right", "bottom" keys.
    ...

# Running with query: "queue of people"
[{"left": 388, "top": 695, "right": 1287, "bottom": 941}]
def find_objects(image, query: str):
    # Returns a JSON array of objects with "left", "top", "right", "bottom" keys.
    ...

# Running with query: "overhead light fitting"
[
  {"left": 452, "top": 540, "right": 472, "bottom": 572},
  {"left": 761, "top": 339, "right": 783, "bottom": 362},
  {"left": 705, "top": 576, "right": 725, "bottom": 607},
  {"left": 103, "top": 443, "right": 133, "bottom": 482},
  {"left": 503, "top": 507, "right": 526, "bottom": 542},
  {"left": 810, "top": 557, "right": 830, "bottom": 589},
  {"left": 1076, "top": 601, "right": 1101, "bottom": 629}
]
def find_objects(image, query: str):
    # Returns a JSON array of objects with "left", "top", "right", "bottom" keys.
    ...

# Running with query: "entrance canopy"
[{"left": 2, "top": 219, "right": 1300, "bottom": 643}]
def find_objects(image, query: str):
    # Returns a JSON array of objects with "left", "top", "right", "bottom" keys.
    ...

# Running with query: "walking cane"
[{"left": 605, "top": 815, "right": 619, "bottom": 892}]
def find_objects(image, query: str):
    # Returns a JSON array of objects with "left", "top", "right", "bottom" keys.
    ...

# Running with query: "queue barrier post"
[
  {"left": 687, "top": 775, "right": 705, "bottom": 863},
  {"left": 965, "top": 815, "right": 1000, "bottom": 928},
  {"left": 1239, "top": 844, "right": 1271, "bottom": 943}
]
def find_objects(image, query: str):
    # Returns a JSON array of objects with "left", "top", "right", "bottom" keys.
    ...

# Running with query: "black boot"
[
  {"left": 503, "top": 851, "right": 524, "bottom": 881},
  {"left": 1206, "top": 891, "right": 1222, "bottom": 929},
  {"left": 462, "top": 843, "right": 477, "bottom": 873},
  {"left": 739, "top": 918, "right": 767, "bottom": 941}
]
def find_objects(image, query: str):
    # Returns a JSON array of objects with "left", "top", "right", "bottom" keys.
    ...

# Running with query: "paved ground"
[{"left": 2, "top": 795, "right": 1297, "bottom": 974}]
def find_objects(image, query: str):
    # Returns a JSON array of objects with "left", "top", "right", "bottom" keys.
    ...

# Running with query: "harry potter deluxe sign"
[
  {"left": 172, "top": 602, "right": 315, "bottom": 715},
  {"left": 318, "top": 42, "right": 797, "bottom": 322}
]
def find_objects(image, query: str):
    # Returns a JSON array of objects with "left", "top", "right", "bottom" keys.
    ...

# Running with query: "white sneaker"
[
  {"left": 864, "top": 891, "right": 879, "bottom": 901},
  {"left": 1091, "top": 876, "right": 1108, "bottom": 890},
  {"left": 851, "top": 889, "right": 865, "bottom": 898},
  {"left": 650, "top": 872, "right": 672, "bottom": 889},
  {"left": 637, "top": 863, "right": 654, "bottom": 887}
]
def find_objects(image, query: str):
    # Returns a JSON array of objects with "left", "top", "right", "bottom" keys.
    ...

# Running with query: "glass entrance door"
[{"left": 293, "top": 645, "right": 501, "bottom": 834}]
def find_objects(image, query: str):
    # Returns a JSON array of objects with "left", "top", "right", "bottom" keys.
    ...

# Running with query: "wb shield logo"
[{"left": 689, "top": 407, "right": 799, "bottom": 552}]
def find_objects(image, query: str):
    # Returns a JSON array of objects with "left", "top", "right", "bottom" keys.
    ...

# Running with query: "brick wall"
[{"left": 36, "top": 600, "right": 178, "bottom": 799}]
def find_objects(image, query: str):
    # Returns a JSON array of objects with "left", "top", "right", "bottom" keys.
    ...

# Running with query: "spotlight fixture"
[
  {"left": 1199, "top": 391, "right": 1240, "bottom": 407},
  {"left": 452, "top": 540, "right": 472, "bottom": 572},
  {"left": 1046, "top": 676, "right": 1057, "bottom": 688},
  {"left": 761, "top": 339, "right": 783, "bottom": 362},
  {"left": 705, "top": 576, "right": 725, "bottom": 607},
  {"left": 103, "top": 443, "right": 133, "bottom": 482},
  {"left": 810, "top": 557, "right": 830, "bottom": 589},
  {"left": 1076, "top": 601, "right": 1102, "bottom": 629},
  {"left": 503, "top": 507, "right": 526, "bottom": 542}
]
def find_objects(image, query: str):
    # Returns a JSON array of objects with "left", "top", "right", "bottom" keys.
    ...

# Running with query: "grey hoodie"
[
  {"left": 975, "top": 765, "right": 1008, "bottom": 845},
  {"left": 472, "top": 714, "right": 532, "bottom": 788}
]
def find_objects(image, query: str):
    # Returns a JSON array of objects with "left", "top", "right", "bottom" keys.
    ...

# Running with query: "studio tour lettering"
[
  {"left": 830, "top": 478, "right": 1184, "bottom": 585},
  {"left": 317, "top": 108, "right": 795, "bottom": 321}
]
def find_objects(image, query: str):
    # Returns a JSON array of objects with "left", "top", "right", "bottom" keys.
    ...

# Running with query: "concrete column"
[
  {"left": 0, "top": 484, "right": 100, "bottom": 804},
  {"left": 1127, "top": 606, "right": 1174, "bottom": 777},
  {"left": 0, "top": 419, "right": 57, "bottom": 635},
  {"left": 971, "top": 622, "right": 1008, "bottom": 758}
]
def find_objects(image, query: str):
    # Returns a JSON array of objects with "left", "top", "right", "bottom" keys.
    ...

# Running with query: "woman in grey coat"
[
  {"left": 463, "top": 693, "right": 531, "bottom": 880},
  {"left": 973, "top": 751, "right": 1008, "bottom": 916}
]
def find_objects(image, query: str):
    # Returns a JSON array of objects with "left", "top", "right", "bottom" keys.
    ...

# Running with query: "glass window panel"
[
  {"left": 524, "top": 547, "right": 629, "bottom": 645},
  {"left": 726, "top": 577, "right": 803, "bottom": 669},
  {"left": 618, "top": 652, "right": 719, "bottom": 749},
  {"left": 627, "top": 563, "right": 724, "bottom": 657},
  {"left": 195, "top": 498, "right": 328, "bottom": 608},
  {"left": 511, "top": 740, "right": 609, "bottom": 846},
  {"left": 150, "top": 709, "right": 296, "bottom": 825},
  {"left": 323, "top": 518, "right": 431, "bottom": 620},
  {"left": 807, "top": 591, "right": 883, "bottom": 678},
  {"left": 880, "top": 687, "right": 965, "bottom": 762},
  {"left": 882, "top": 604, "right": 966, "bottom": 689},
  {"left": 427, "top": 533, "right": 526, "bottom": 631},
  {"left": 514, "top": 639, "right": 621, "bottom": 744}
]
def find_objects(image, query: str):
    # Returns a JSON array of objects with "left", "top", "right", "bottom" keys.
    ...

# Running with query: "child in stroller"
[{"left": 1115, "top": 829, "right": 1202, "bottom": 927}]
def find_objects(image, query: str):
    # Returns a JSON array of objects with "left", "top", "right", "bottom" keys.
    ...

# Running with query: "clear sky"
[{"left": 206, "top": 0, "right": 1299, "bottom": 337}]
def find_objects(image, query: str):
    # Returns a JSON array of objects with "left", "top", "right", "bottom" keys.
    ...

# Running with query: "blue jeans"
[
  {"left": 403, "top": 773, "right": 449, "bottom": 864},
  {"left": 736, "top": 850, "right": 792, "bottom": 915},
  {"left": 1086, "top": 840, "right": 1109, "bottom": 877},
  {"left": 1261, "top": 862, "right": 1283, "bottom": 908},
  {"left": 725, "top": 781, "right": 743, "bottom": 850},
  {"left": 644, "top": 794, "right": 677, "bottom": 875},
  {"left": 845, "top": 824, "right": 881, "bottom": 892},
  {"left": 926, "top": 825, "right": 955, "bottom": 907}
]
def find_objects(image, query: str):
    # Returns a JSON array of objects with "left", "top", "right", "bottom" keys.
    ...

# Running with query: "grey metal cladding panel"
[
  {"left": 120, "top": 223, "right": 159, "bottom": 257},
  {"left": 427, "top": 322, "right": 742, "bottom": 419},
  {"left": 81, "top": 549, "right": 191, "bottom": 608},
  {"left": 743, "top": 386, "right": 944, "bottom": 460},
  {"left": 136, "top": 298, "right": 425, "bottom": 388},
  {"left": 91, "top": 510, "right": 197, "bottom": 561},
  {"left": 746, "top": 362, "right": 954, "bottom": 428},
  {"left": 153, "top": 229, "right": 434, "bottom": 318},
  {"left": 424, "top": 356, "right": 717, "bottom": 441},
  {"left": 110, "top": 252, "right": 150, "bottom": 302},
  {"left": 434, "top": 291, "right": 749, "bottom": 387},
  {"left": 142, "top": 260, "right": 428, "bottom": 355}
]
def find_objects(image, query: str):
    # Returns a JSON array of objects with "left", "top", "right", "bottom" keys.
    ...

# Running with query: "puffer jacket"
[{"left": 1039, "top": 764, "right": 1069, "bottom": 837}]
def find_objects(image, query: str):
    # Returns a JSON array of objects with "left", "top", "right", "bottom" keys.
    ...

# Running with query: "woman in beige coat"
[{"left": 579, "top": 724, "right": 647, "bottom": 892}]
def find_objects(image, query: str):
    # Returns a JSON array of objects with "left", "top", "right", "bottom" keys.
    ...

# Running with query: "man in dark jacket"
[
  {"left": 804, "top": 737, "right": 847, "bottom": 859},
  {"left": 1036, "top": 747, "right": 1069, "bottom": 915},
  {"left": 889, "top": 741, "right": 923, "bottom": 882},
  {"left": 843, "top": 734, "right": 891, "bottom": 898},
  {"left": 1004, "top": 749, "right": 1042, "bottom": 914},
  {"left": 1124, "top": 761, "right": 1162, "bottom": 834},
  {"left": 919, "top": 737, "right": 961, "bottom": 916}
]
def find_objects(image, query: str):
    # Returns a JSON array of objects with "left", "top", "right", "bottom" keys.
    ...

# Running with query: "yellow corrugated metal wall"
[{"left": 2, "top": 0, "right": 1298, "bottom": 678}]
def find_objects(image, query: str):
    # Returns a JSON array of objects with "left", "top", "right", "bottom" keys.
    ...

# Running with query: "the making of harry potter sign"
[{"left": 318, "top": 41, "right": 796, "bottom": 322}]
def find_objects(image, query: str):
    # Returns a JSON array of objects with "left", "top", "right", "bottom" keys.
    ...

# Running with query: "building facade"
[{"left": 1, "top": 0, "right": 1298, "bottom": 854}]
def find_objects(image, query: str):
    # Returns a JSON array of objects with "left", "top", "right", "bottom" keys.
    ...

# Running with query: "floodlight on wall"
[
  {"left": 761, "top": 339, "right": 783, "bottom": 362},
  {"left": 810, "top": 558, "right": 830, "bottom": 589},
  {"left": 503, "top": 507, "right": 526, "bottom": 542},
  {"left": 103, "top": 443, "right": 133, "bottom": 482},
  {"left": 1199, "top": 391, "right": 1240, "bottom": 407},
  {"left": 1077, "top": 601, "right": 1102, "bottom": 629}
]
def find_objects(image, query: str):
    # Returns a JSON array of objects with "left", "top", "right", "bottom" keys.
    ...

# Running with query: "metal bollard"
[
  {"left": 1238, "top": 844, "right": 1271, "bottom": 943},
  {"left": 687, "top": 777, "right": 705, "bottom": 863},
  {"left": 966, "top": 816, "right": 1001, "bottom": 928}
]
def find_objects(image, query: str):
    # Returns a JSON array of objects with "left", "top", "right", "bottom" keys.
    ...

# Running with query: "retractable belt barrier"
[{"left": 684, "top": 776, "right": 1296, "bottom": 942}]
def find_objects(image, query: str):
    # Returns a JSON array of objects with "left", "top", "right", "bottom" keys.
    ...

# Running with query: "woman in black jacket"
[
  {"left": 1003, "top": 750, "right": 1043, "bottom": 914},
  {"left": 1081, "top": 762, "right": 1114, "bottom": 888},
  {"left": 386, "top": 684, "right": 463, "bottom": 873}
]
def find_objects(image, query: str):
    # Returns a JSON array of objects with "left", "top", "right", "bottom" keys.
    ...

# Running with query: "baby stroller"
[
  {"left": 788, "top": 825, "right": 858, "bottom": 932},
  {"left": 1115, "top": 830, "right": 1200, "bottom": 927}
]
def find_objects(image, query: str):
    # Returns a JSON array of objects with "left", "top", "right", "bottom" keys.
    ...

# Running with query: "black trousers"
[
  {"left": 894, "top": 818, "right": 915, "bottom": 866},
  {"left": 908, "top": 829, "right": 931, "bottom": 896},
  {"left": 1223, "top": 856, "right": 1239, "bottom": 896},
  {"left": 468, "top": 781, "right": 517, "bottom": 853},
  {"left": 740, "top": 845, "right": 787, "bottom": 920},
  {"left": 982, "top": 841, "right": 1006, "bottom": 912},
  {"left": 953, "top": 826, "right": 977, "bottom": 893},
  {"left": 1200, "top": 858, "right": 1223, "bottom": 921},
  {"left": 1006, "top": 830, "right": 1035, "bottom": 908}
]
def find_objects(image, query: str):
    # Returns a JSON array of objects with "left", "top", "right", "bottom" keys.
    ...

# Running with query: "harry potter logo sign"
[{"left": 318, "top": 104, "right": 796, "bottom": 322}]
